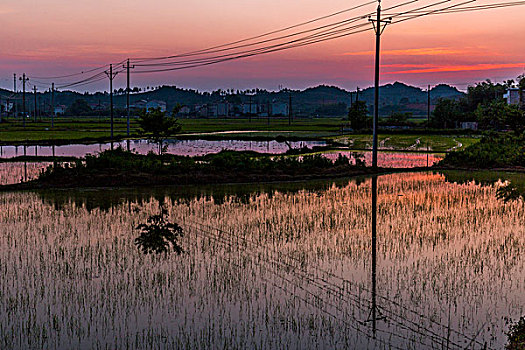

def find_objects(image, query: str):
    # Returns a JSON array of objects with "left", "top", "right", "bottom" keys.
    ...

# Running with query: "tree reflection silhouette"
[{"left": 135, "top": 207, "right": 184, "bottom": 255}]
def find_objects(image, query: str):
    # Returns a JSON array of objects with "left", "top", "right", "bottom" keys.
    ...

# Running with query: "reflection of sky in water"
[
  {"left": 322, "top": 151, "right": 443, "bottom": 168},
  {"left": 0, "top": 173, "right": 521, "bottom": 349},
  {"left": 0, "top": 139, "right": 326, "bottom": 158},
  {"left": 0, "top": 162, "right": 51, "bottom": 185}
]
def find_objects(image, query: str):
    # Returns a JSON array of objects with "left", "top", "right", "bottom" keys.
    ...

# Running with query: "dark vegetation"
[
  {"left": 506, "top": 316, "right": 525, "bottom": 350},
  {"left": 135, "top": 207, "right": 184, "bottom": 255},
  {"left": 439, "top": 133, "right": 525, "bottom": 169},
  {"left": 431, "top": 78, "right": 525, "bottom": 130},
  {"left": 138, "top": 107, "right": 181, "bottom": 153},
  {"left": 11, "top": 148, "right": 372, "bottom": 189},
  {"left": 0, "top": 82, "right": 463, "bottom": 120}
]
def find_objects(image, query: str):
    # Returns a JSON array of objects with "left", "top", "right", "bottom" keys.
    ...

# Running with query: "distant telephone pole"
[
  {"left": 33, "top": 86, "right": 37, "bottom": 122},
  {"left": 13, "top": 74, "right": 17, "bottom": 118},
  {"left": 369, "top": 0, "right": 391, "bottom": 169},
  {"left": 19, "top": 74, "right": 29, "bottom": 127},
  {"left": 288, "top": 92, "right": 292, "bottom": 126},
  {"left": 123, "top": 59, "right": 135, "bottom": 137},
  {"left": 356, "top": 86, "right": 359, "bottom": 102},
  {"left": 267, "top": 100, "right": 271, "bottom": 126},
  {"left": 248, "top": 94, "right": 252, "bottom": 123},
  {"left": 427, "top": 84, "right": 431, "bottom": 124},
  {"left": 105, "top": 64, "right": 119, "bottom": 139},
  {"left": 51, "top": 83, "right": 55, "bottom": 128}
]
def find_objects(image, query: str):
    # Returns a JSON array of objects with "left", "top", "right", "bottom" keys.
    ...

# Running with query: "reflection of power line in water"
[{"left": 183, "top": 211, "right": 484, "bottom": 349}]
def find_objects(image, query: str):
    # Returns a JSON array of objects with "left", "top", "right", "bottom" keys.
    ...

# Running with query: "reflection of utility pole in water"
[
  {"left": 23, "top": 145, "right": 27, "bottom": 182},
  {"left": 366, "top": 176, "right": 385, "bottom": 336},
  {"left": 427, "top": 85, "right": 431, "bottom": 168}
]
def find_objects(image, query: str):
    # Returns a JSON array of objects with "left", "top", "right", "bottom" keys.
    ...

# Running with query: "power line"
[
  {"left": 32, "top": 0, "right": 525, "bottom": 90},
  {"left": 131, "top": 0, "right": 379, "bottom": 63},
  {"left": 130, "top": 1, "right": 454, "bottom": 74}
]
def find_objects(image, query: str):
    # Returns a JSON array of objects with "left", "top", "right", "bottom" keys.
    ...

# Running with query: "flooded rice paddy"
[
  {"left": 0, "top": 172, "right": 522, "bottom": 349},
  {"left": 0, "top": 139, "right": 326, "bottom": 159},
  {"left": 0, "top": 162, "right": 51, "bottom": 185}
]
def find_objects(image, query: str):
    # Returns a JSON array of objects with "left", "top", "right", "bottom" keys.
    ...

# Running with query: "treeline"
[
  {"left": 347, "top": 77, "right": 525, "bottom": 132},
  {"left": 430, "top": 78, "right": 525, "bottom": 130}
]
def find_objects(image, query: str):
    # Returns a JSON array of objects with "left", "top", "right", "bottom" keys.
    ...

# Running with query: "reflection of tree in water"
[
  {"left": 496, "top": 182, "right": 525, "bottom": 202},
  {"left": 442, "top": 170, "right": 525, "bottom": 202},
  {"left": 135, "top": 207, "right": 184, "bottom": 255}
]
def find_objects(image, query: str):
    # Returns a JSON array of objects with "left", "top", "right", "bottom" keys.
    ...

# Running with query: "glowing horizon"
[{"left": 1, "top": 0, "right": 524, "bottom": 92}]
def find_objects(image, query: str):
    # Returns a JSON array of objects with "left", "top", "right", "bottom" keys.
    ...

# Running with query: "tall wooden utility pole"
[
  {"left": 124, "top": 59, "right": 134, "bottom": 137},
  {"left": 369, "top": 0, "right": 390, "bottom": 169},
  {"left": 427, "top": 85, "right": 431, "bottom": 167},
  {"left": 288, "top": 92, "right": 292, "bottom": 126},
  {"left": 20, "top": 74, "right": 29, "bottom": 127},
  {"left": 267, "top": 100, "right": 271, "bottom": 126},
  {"left": 248, "top": 94, "right": 252, "bottom": 123},
  {"left": 51, "top": 83, "right": 55, "bottom": 128},
  {"left": 33, "top": 86, "right": 37, "bottom": 122},
  {"left": 105, "top": 64, "right": 119, "bottom": 140},
  {"left": 13, "top": 74, "right": 17, "bottom": 119}
]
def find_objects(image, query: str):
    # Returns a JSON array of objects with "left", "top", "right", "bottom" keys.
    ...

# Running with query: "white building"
[
  {"left": 145, "top": 100, "right": 167, "bottom": 112},
  {"left": 54, "top": 105, "right": 66, "bottom": 115},
  {"left": 3, "top": 102, "right": 13, "bottom": 112},
  {"left": 271, "top": 101, "right": 289, "bottom": 116},
  {"left": 460, "top": 122, "right": 478, "bottom": 130},
  {"left": 241, "top": 103, "right": 258, "bottom": 115},
  {"left": 178, "top": 106, "right": 191, "bottom": 116},
  {"left": 197, "top": 104, "right": 218, "bottom": 117},
  {"left": 217, "top": 102, "right": 232, "bottom": 117},
  {"left": 504, "top": 88, "right": 522, "bottom": 105}
]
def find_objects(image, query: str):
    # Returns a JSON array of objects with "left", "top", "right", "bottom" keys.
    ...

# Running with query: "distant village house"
[{"left": 504, "top": 88, "right": 524, "bottom": 106}]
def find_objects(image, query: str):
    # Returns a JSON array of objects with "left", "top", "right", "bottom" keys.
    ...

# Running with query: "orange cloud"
[
  {"left": 385, "top": 63, "right": 525, "bottom": 74},
  {"left": 342, "top": 47, "right": 466, "bottom": 56},
  {"left": 340, "top": 46, "right": 503, "bottom": 58}
]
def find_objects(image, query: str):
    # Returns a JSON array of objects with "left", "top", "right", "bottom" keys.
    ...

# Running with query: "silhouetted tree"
[
  {"left": 138, "top": 107, "right": 181, "bottom": 154},
  {"left": 348, "top": 101, "right": 370, "bottom": 130},
  {"left": 66, "top": 99, "right": 92, "bottom": 116},
  {"left": 431, "top": 98, "right": 461, "bottom": 128},
  {"left": 476, "top": 101, "right": 524, "bottom": 131}
]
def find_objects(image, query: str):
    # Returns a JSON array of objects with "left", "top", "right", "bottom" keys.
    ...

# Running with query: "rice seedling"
[{"left": 0, "top": 172, "right": 522, "bottom": 349}]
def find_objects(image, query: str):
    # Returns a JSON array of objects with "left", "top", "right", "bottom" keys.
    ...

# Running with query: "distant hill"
[{"left": 0, "top": 82, "right": 465, "bottom": 117}]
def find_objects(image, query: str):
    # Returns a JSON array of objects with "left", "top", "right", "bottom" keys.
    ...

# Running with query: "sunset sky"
[{"left": 1, "top": 0, "right": 524, "bottom": 92}]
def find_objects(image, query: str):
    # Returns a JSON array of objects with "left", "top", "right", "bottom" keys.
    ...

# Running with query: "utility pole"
[
  {"left": 105, "top": 64, "right": 119, "bottom": 140},
  {"left": 369, "top": 0, "right": 391, "bottom": 169},
  {"left": 123, "top": 59, "right": 134, "bottom": 137},
  {"left": 51, "top": 83, "right": 55, "bottom": 128},
  {"left": 288, "top": 92, "right": 292, "bottom": 126},
  {"left": 427, "top": 84, "right": 431, "bottom": 124},
  {"left": 248, "top": 94, "right": 252, "bottom": 123},
  {"left": 356, "top": 86, "right": 359, "bottom": 102},
  {"left": 13, "top": 74, "right": 17, "bottom": 119},
  {"left": 20, "top": 74, "right": 29, "bottom": 127},
  {"left": 267, "top": 100, "right": 271, "bottom": 126},
  {"left": 33, "top": 86, "right": 37, "bottom": 122},
  {"left": 427, "top": 85, "right": 431, "bottom": 168}
]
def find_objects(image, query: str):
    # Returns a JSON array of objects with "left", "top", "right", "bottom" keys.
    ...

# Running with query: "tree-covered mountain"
[{"left": 1, "top": 82, "right": 465, "bottom": 117}]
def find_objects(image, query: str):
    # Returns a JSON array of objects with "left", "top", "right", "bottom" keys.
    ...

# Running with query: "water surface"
[{"left": 0, "top": 172, "right": 522, "bottom": 349}]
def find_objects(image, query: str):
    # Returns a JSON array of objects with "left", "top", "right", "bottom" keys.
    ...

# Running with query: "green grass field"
[{"left": 0, "top": 116, "right": 480, "bottom": 152}]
